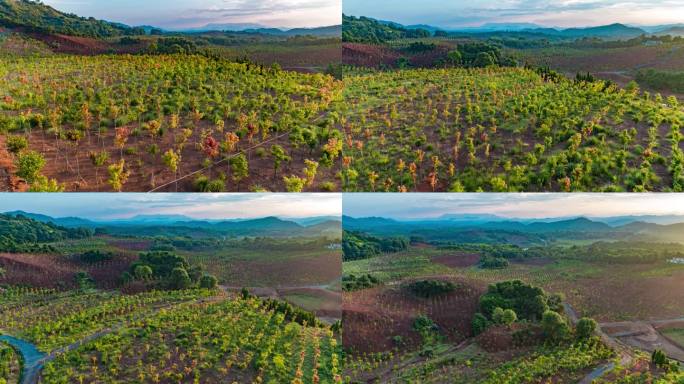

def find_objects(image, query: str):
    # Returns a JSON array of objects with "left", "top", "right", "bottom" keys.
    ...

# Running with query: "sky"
[
  {"left": 0, "top": 193, "right": 341, "bottom": 220},
  {"left": 343, "top": 193, "right": 684, "bottom": 220},
  {"left": 343, "top": 0, "right": 684, "bottom": 28},
  {"left": 42, "top": 0, "right": 341, "bottom": 29}
]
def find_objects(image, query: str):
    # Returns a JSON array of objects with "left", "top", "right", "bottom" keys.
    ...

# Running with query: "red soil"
[
  {"left": 0, "top": 135, "right": 26, "bottom": 192},
  {"left": 205, "top": 251, "right": 342, "bottom": 288},
  {"left": 548, "top": 268, "right": 684, "bottom": 322},
  {"left": 106, "top": 238, "right": 153, "bottom": 252},
  {"left": 19, "top": 117, "right": 338, "bottom": 192},
  {"left": 476, "top": 323, "right": 543, "bottom": 352},
  {"left": 343, "top": 42, "right": 450, "bottom": 68},
  {"left": 0, "top": 252, "right": 134, "bottom": 290},
  {"left": 433, "top": 252, "right": 481, "bottom": 268},
  {"left": 25, "top": 32, "right": 147, "bottom": 55},
  {"left": 249, "top": 45, "right": 341, "bottom": 69},
  {"left": 343, "top": 278, "right": 486, "bottom": 354},
  {"left": 343, "top": 43, "right": 401, "bottom": 68}
]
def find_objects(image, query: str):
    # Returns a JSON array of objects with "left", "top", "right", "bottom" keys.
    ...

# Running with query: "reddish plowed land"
[
  {"left": 0, "top": 252, "right": 133, "bottom": 289},
  {"left": 343, "top": 279, "right": 485, "bottom": 354},
  {"left": 206, "top": 251, "right": 342, "bottom": 287},
  {"left": 105, "top": 238, "right": 153, "bottom": 252},
  {"left": 476, "top": 323, "right": 543, "bottom": 352},
  {"left": 343, "top": 43, "right": 400, "bottom": 67},
  {"left": 343, "top": 42, "right": 451, "bottom": 68},
  {"left": 555, "top": 270, "right": 684, "bottom": 322},
  {"left": 0, "top": 135, "right": 26, "bottom": 191},
  {"left": 433, "top": 252, "right": 481, "bottom": 268},
  {"left": 249, "top": 44, "right": 342, "bottom": 70},
  {"left": 24, "top": 118, "right": 336, "bottom": 192}
]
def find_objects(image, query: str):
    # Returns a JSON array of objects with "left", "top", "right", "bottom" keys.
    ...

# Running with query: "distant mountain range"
[
  {"left": 365, "top": 16, "right": 682, "bottom": 40},
  {"left": 343, "top": 215, "right": 684, "bottom": 243},
  {"left": 349, "top": 213, "right": 684, "bottom": 226},
  {"left": 3, "top": 211, "right": 341, "bottom": 238},
  {"left": 0, "top": 1, "right": 340, "bottom": 39},
  {"left": 180, "top": 24, "right": 341, "bottom": 37}
]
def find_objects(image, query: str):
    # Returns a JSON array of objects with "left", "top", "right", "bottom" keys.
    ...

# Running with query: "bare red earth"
[
  {"left": 0, "top": 252, "right": 134, "bottom": 290},
  {"left": 343, "top": 278, "right": 486, "bottom": 354},
  {"left": 433, "top": 252, "right": 481, "bottom": 268}
]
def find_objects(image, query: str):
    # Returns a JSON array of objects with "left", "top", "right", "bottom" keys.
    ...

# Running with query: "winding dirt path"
[{"left": 3, "top": 290, "right": 229, "bottom": 384}]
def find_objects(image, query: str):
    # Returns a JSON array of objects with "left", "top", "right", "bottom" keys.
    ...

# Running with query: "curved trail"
[
  {"left": 1, "top": 290, "right": 229, "bottom": 384},
  {"left": 564, "top": 303, "right": 636, "bottom": 384},
  {"left": 0, "top": 335, "right": 46, "bottom": 384}
]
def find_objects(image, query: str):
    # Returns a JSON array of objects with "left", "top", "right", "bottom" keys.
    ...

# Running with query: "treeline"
[
  {"left": 472, "top": 280, "right": 598, "bottom": 346},
  {"left": 122, "top": 251, "right": 218, "bottom": 290},
  {"left": 342, "top": 273, "right": 380, "bottom": 291},
  {"left": 342, "top": 14, "right": 430, "bottom": 44},
  {"left": 262, "top": 298, "right": 324, "bottom": 328},
  {"left": 562, "top": 241, "right": 684, "bottom": 264},
  {"left": 565, "top": 34, "right": 684, "bottom": 49},
  {"left": 0, "top": 0, "right": 145, "bottom": 38},
  {"left": 440, "top": 241, "right": 684, "bottom": 265},
  {"left": 0, "top": 213, "right": 92, "bottom": 253},
  {"left": 342, "top": 231, "right": 408, "bottom": 261},
  {"left": 447, "top": 42, "right": 517, "bottom": 68},
  {"left": 438, "top": 243, "right": 531, "bottom": 269},
  {"left": 636, "top": 69, "right": 684, "bottom": 93}
]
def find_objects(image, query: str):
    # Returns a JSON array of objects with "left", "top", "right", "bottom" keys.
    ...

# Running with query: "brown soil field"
[
  {"left": 546, "top": 268, "right": 684, "bottom": 322},
  {"left": 248, "top": 45, "right": 341, "bottom": 70},
  {"left": 476, "top": 323, "right": 544, "bottom": 352},
  {"left": 203, "top": 251, "right": 342, "bottom": 288},
  {"left": 342, "top": 277, "right": 486, "bottom": 354},
  {"left": 0, "top": 252, "right": 133, "bottom": 289},
  {"left": 0, "top": 135, "right": 26, "bottom": 191},
  {"left": 433, "top": 252, "right": 481, "bottom": 268},
  {"left": 14, "top": 117, "right": 338, "bottom": 192},
  {"left": 105, "top": 238, "right": 154, "bottom": 252},
  {"left": 22, "top": 30, "right": 147, "bottom": 55},
  {"left": 343, "top": 42, "right": 450, "bottom": 68},
  {"left": 343, "top": 43, "right": 401, "bottom": 68},
  {"left": 547, "top": 46, "right": 665, "bottom": 72}
]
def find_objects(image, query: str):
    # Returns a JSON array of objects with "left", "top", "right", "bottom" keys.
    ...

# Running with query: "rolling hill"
[
  {"left": 343, "top": 215, "right": 684, "bottom": 244},
  {"left": 2, "top": 211, "right": 340, "bottom": 239},
  {"left": 0, "top": 0, "right": 144, "bottom": 37},
  {"left": 343, "top": 16, "right": 655, "bottom": 42}
]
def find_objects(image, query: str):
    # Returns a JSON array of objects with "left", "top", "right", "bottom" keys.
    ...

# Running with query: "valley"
[
  {"left": 341, "top": 195, "right": 684, "bottom": 383},
  {"left": 0, "top": 194, "right": 343, "bottom": 384},
  {"left": 341, "top": 15, "right": 684, "bottom": 192}
]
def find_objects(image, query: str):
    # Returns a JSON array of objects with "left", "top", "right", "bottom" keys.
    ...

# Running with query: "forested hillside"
[
  {"left": 0, "top": 0, "right": 144, "bottom": 37},
  {"left": 342, "top": 14, "right": 430, "bottom": 43},
  {"left": 0, "top": 213, "right": 92, "bottom": 252}
]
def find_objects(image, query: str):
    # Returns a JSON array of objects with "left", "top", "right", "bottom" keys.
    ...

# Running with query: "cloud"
[
  {"left": 41, "top": 0, "right": 339, "bottom": 29},
  {"left": 0, "top": 193, "right": 341, "bottom": 220},
  {"left": 177, "top": 0, "right": 340, "bottom": 28},
  {"left": 343, "top": 193, "right": 684, "bottom": 219},
  {"left": 344, "top": 0, "right": 684, "bottom": 28}
]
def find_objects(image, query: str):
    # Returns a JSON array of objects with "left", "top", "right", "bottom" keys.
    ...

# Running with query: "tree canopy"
[{"left": 0, "top": 0, "right": 146, "bottom": 38}]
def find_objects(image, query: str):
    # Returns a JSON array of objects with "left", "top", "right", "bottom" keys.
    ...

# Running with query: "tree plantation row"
[
  {"left": 0, "top": 54, "right": 343, "bottom": 192},
  {"left": 4, "top": 53, "right": 684, "bottom": 191},
  {"left": 341, "top": 66, "right": 684, "bottom": 192}
]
